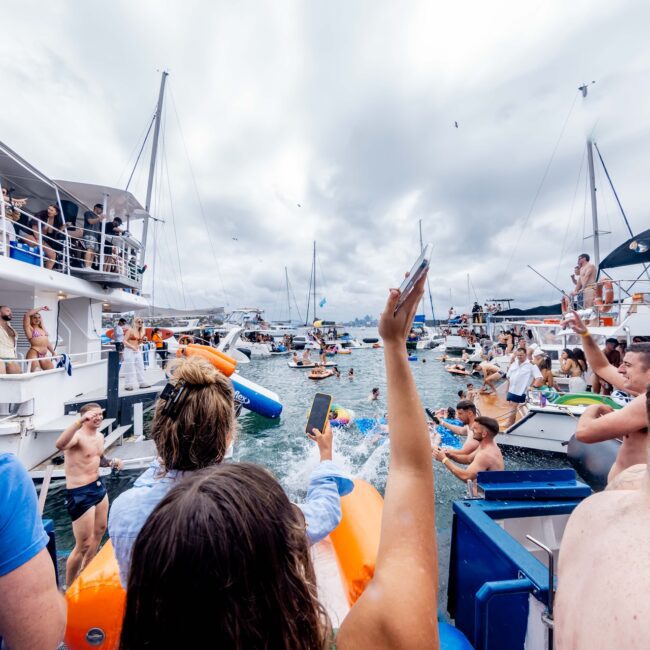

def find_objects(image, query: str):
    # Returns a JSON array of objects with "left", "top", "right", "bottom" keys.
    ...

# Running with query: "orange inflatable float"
[
  {"left": 176, "top": 343, "right": 237, "bottom": 377},
  {"left": 330, "top": 479, "right": 383, "bottom": 605},
  {"left": 64, "top": 480, "right": 384, "bottom": 648}
]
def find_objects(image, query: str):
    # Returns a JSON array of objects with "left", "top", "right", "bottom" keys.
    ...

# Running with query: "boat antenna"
[
  {"left": 142, "top": 70, "right": 169, "bottom": 265},
  {"left": 418, "top": 219, "right": 436, "bottom": 322},
  {"left": 527, "top": 265, "right": 571, "bottom": 297},
  {"left": 313, "top": 241, "right": 317, "bottom": 323}
]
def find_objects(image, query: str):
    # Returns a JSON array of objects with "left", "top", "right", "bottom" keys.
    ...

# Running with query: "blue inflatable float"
[{"left": 230, "top": 373, "right": 283, "bottom": 419}]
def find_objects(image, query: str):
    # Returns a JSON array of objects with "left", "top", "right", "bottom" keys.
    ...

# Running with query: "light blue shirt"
[{"left": 108, "top": 459, "right": 354, "bottom": 587}]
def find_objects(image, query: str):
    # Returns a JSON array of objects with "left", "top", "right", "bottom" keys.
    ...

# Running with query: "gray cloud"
[{"left": 1, "top": 0, "right": 649, "bottom": 320}]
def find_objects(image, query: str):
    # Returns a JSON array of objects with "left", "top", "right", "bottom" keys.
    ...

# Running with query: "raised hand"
[
  {"left": 378, "top": 271, "right": 427, "bottom": 345},
  {"left": 307, "top": 421, "right": 333, "bottom": 461},
  {"left": 560, "top": 309, "right": 588, "bottom": 335}
]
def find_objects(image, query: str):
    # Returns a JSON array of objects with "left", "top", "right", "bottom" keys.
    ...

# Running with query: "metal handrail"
[
  {"left": 1, "top": 196, "right": 143, "bottom": 283},
  {"left": 0, "top": 350, "right": 103, "bottom": 375}
]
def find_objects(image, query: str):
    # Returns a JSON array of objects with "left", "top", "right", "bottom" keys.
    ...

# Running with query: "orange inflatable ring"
[
  {"left": 602, "top": 280, "right": 614, "bottom": 310},
  {"left": 329, "top": 479, "right": 383, "bottom": 605},
  {"left": 561, "top": 295, "right": 570, "bottom": 314},
  {"left": 64, "top": 482, "right": 384, "bottom": 647},
  {"left": 65, "top": 541, "right": 125, "bottom": 649},
  {"left": 176, "top": 343, "right": 237, "bottom": 377}
]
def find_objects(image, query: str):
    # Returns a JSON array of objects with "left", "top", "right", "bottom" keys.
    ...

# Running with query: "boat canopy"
[
  {"left": 497, "top": 303, "right": 562, "bottom": 317},
  {"left": 0, "top": 140, "right": 95, "bottom": 216},
  {"left": 55, "top": 180, "right": 149, "bottom": 223},
  {"left": 599, "top": 229, "right": 650, "bottom": 272}
]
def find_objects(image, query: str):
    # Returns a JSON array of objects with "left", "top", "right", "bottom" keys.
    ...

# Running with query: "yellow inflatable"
[{"left": 64, "top": 480, "right": 384, "bottom": 648}]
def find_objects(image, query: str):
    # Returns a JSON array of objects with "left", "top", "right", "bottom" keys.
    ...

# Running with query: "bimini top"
[
  {"left": 599, "top": 229, "right": 650, "bottom": 272},
  {"left": 54, "top": 180, "right": 149, "bottom": 222},
  {"left": 0, "top": 140, "right": 94, "bottom": 215}
]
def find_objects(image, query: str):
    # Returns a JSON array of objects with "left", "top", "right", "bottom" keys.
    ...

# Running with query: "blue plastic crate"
[{"left": 9, "top": 241, "right": 40, "bottom": 265}]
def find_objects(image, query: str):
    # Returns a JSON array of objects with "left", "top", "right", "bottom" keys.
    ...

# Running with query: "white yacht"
[{"left": 0, "top": 141, "right": 161, "bottom": 472}]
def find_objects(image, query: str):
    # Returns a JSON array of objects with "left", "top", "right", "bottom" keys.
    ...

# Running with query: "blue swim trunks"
[{"left": 65, "top": 478, "right": 107, "bottom": 522}]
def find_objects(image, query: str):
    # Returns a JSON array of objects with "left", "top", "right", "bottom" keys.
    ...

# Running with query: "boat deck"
[{"left": 474, "top": 385, "right": 523, "bottom": 430}]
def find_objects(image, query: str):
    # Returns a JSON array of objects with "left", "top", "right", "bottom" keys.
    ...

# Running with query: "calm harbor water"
[{"left": 43, "top": 328, "right": 571, "bottom": 599}]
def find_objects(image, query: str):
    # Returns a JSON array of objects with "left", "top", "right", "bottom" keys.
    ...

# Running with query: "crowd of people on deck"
[
  {"left": 2, "top": 271, "right": 650, "bottom": 648},
  {"left": 1, "top": 187, "right": 136, "bottom": 275}
]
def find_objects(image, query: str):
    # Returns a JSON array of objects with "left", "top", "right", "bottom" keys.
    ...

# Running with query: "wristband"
[
  {"left": 442, "top": 457, "right": 448, "bottom": 465},
  {"left": 579, "top": 330, "right": 590, "bottom": 338}
]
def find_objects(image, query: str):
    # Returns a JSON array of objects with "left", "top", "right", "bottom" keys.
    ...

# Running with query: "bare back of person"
[
  {"left": 556, "top": 479, "right": 650, "bottom": 647},
  {"left": 606, "top": 395, "right": 648, "bottom": 482}
]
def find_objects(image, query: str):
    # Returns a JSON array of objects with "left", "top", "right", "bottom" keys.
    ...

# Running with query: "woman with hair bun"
[
  {"left": 119, "top": 274, "right": 439, "bottom": 649},
  {"left": 109, "top": 355, "right": 352, "bottom": 587}
]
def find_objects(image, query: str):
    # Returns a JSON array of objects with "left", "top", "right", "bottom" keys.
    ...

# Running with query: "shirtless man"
[
  {"left": 433, "top": 416, "right": 504, "bottom": 484},
  {"left": 438, "top": 400, "right": 479, "bottom": 456},
  {"left": 571, "top": 253, "right": 597, "bottom": 308},
  {"left": 0, "top": 305, "right": 20, "bottom": 374},
  {"left": 55, "top": 403, "right": 123, "bottom": 585},
  {"left": 562, "top": 310, "right": 650, "bottom": 483},
  {"left": 555, "top": 391, "right": 650, "bottom": 647},
  {"left": 479, "top": 359, "right": 504, "bottom": 393}
]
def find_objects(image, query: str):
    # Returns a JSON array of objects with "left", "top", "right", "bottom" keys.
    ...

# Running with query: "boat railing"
[
  {"left": 0, "top": 350, "right": 104, "bottom": 377},
  {"left": 570, "top": 278, "right": 650, "bottom": 327},
  {"left": 0, "top": 195, "right": 143, "bottom": 288}
]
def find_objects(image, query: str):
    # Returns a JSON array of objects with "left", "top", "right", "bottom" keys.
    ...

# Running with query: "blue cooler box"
[{"left": 9, "top": 241, "right": 40, "bottom": 265}]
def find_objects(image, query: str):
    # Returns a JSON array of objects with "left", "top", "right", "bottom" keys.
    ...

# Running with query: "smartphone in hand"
[
  {"left": 306, "top": 393, "right": 332, "bottom": 435},
  {"left": 394, "top": 243, "right": 432, "bottom": 314}
]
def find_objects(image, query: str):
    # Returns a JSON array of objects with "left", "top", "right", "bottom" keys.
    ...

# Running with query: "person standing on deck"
[
  {"left": 433, "top": 416, "right": 504, "bottom": 485},
  {"left": 0, "top": 305, "right": 20, "bottom": 374},
  {"left": 123, "top": 317, "right": 149, "bottom": 391},
  {"left": 561, "top": 310, "right": 650, "bottom": 483},
  {"left": 504, "top": 348, "right": 543, "bottom": 426},
  {"left": 55, "top": 402, "right": 123, "bottom": 586},
  {"left": 23, "top": 306, "right": 55, "bottom": 372},
  {"left": 571, "top": 253, "right": 597, "bottom": 308},
  {"left": 113, "top": 317, "right": 126, "bottom": 361}
]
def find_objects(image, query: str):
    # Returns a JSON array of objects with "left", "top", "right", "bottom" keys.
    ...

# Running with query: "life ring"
[
  {"left": 330, "top": 404, "right": 353, "bottom": 426},
  {"left": 602, "top": 280, "right": 614, "bottom": 310},
  {"left": 65, "top": 481, "right": 383, "bottom": 645},
  {"left": 561, "top": 295, "right": 570, "bottom": 314}
]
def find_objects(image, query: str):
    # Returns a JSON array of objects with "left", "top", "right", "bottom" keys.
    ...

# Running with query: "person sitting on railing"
[
  {"left": 103, "top": 216, "right": 124, "bottom": 272},
  {"left": 23, "top": 306, "right": 55, "bottom": 371},
  {"left": 83, "top": 203, "right": 106, "bottom": 268},
  {"left": 23, "top": 204, "right": 63, "bottom": 270},
  {"left": 0, "top": 305, "right": 20, "bottom": 375}
]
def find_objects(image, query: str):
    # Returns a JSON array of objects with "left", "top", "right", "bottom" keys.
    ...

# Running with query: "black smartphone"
[
  {"left": 306, "top": 393, "right": 332, "bottom": 435},
  {"left": 394, "top": 243, "right": 432, "bottom": 314}
]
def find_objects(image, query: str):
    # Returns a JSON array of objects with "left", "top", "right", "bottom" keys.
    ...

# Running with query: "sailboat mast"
[
  {"left": 285, "top": 266, "right": 291, "bottom": 323},
  {"left": 587, "top": 139, "right": 601, "bottom": 268},
  {"left": 142, "top": 70, "right": 168, "bottom": 268},
  {"left": 313, "top": 241, "right": 317, "bottom": 323}
]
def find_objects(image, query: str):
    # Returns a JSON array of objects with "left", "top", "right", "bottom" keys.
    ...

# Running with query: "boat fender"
[
  {"left": 330, "top": 479, "right": 383, "bottom": 605},
  {"left": 567, "top": 434, "right": 618, "bottom": 492},
  {"left": 362, "top": 337, "right": 379, "bottom": 344}
]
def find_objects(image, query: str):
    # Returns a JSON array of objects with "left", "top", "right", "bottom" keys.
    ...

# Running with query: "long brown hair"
[
  {"left": 120, "top": 463, "right": 331, "bottom": 649},
  {"left": 151, "top": 356, "right": 235, "bottom": 472}
]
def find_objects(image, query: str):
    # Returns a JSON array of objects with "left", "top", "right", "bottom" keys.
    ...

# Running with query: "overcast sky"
[{"left": 2, "top": 1, "right": 649, "bottom": 320}]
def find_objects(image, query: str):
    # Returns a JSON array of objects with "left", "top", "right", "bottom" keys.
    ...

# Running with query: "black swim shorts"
[{"left": 65, "top": 478, "right": 107, "bottom": 522}]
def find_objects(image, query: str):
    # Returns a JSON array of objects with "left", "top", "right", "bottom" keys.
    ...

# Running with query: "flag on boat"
[{"left": 319, "top": 297, "right": 327, "bottom": 308}]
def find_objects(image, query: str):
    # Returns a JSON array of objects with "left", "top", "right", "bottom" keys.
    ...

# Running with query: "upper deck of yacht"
[{"left": 0, "top": 140, "right": 149, "bottom": 309}]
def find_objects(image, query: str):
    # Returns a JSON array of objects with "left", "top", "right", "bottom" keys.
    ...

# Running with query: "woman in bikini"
[
  {"left": 560, "top": 348, "right": 587, "bottom": 393},
  {"left": 23, "top": 306, "right": 55, "bottom": 371}
]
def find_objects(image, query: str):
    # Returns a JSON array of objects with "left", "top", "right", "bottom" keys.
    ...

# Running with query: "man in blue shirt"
[{"left": 0, "top": 453, "right": 66, "bottom": 648}]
